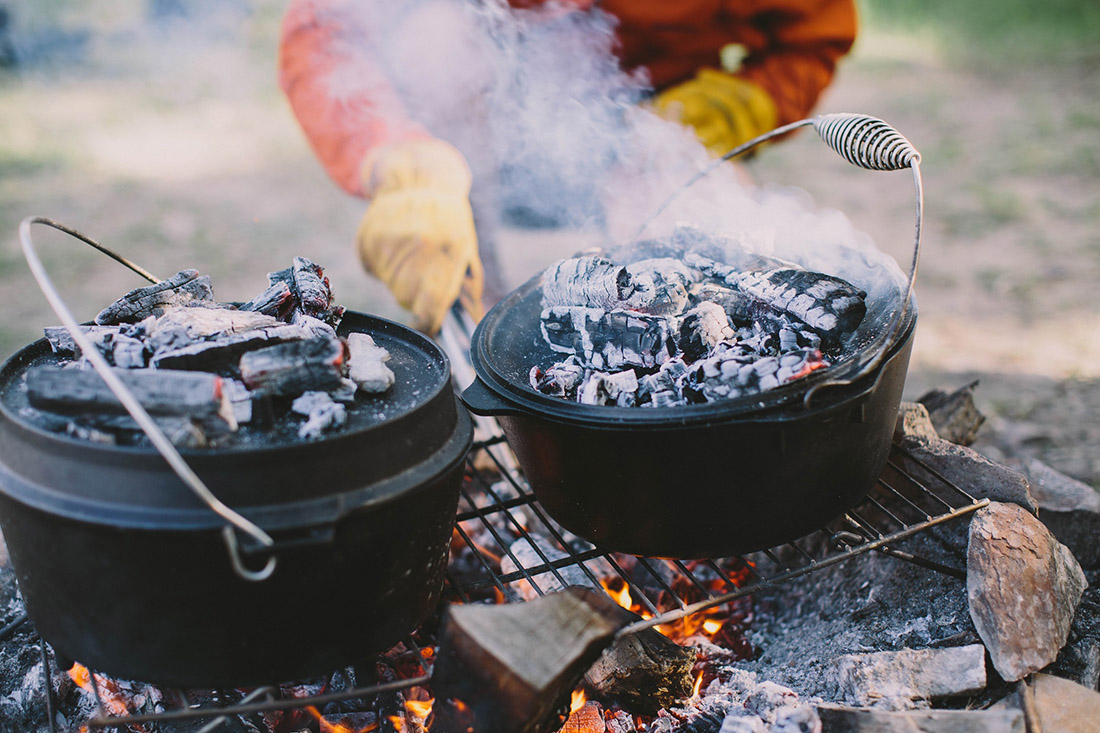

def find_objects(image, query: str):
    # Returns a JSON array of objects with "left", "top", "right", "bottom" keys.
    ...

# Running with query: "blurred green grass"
[{"left": 862, "top": 0, "right": 1100, "bottom": 68}]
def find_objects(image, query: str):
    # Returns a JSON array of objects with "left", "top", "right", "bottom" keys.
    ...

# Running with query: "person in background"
[{"left": 279, "top": 0, "right": 857, "bottom": 334}]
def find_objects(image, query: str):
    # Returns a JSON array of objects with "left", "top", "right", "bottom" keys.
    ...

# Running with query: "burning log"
[
  {"left": 431, "top": 588, "right": 630, "bottom": 733},
  {"left": 541, "top": 256, "right": 696, "bottom": 315},
  {"left": 239, "top": 280, "right": 295, "bottom": 319},
  {"left": 346, "top": 332, "right": 394, "bottom": 393},
  {"left": 584, "top": 609, "right": 696, "bottom": 715},
  {"left": 25, "top": 365, "right": 235, "bottom": 427},
  {"left": 94, "top": 269, "right": 214, "bottom": 325},
  {"left": 541, "top": 307, "right": 678, "bottom": 370},
  {"left": 267, "top": 256, "right": 340, "bottom": 322},
  {"left": 238, "top": 337, "right": 347, "bottom": 397}
]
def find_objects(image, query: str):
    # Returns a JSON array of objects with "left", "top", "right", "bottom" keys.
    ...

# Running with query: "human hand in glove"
[
  {"left": 356, "top": 138, "right": 484, "bottom": 335},
  {"left": 654, "top": 69, "right": 778, "bottom": 158}
]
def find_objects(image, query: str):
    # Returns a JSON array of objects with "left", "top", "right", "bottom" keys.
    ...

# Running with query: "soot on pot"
[{"left": 530, "top": 225, "right": 869, "bottom": 407}]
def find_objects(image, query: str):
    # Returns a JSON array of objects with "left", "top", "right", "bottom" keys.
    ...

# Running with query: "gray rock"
[
  {"left": 718, "top": 714, "right": 767, "bottom": 733},
  {"left": 816, "top": 703, "right": 1024, "bottom": 732},
  {"left": 918, "top": 381, "right": 986, "bottom": 446},
  {"left": 967, "top": 501, "right": 1088, "bottom": 681},
  {"left": 894, "top": 403, "right": 1037, "bottom": 513},
  {"left": 1015, "top": 458, "right": 1100, "bottom": 570},
  {"left": 991, "top": 673, "right": 1100, "bottom": 733},
  {"left": 829, "top": 645, "right": 987, "bottom": 709}
]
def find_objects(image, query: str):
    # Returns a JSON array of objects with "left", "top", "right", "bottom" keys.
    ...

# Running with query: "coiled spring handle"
[{"left": 631, "top": 113, "right": 924, "bottom": 407}]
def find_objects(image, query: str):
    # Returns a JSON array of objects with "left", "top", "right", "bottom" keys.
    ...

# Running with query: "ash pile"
[
  {"left": 530, "top": 227, "right": 868, "bottom": 407},
  {"left": 11, "top": 257, "right": 396, "bottom": 448}
]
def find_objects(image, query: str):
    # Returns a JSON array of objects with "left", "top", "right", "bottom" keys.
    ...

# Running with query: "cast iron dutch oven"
[
  {"left": 0, "top": 310, "right": 471, "bottom": 687},
  {"left": 462, "top": 114, "right": 925, "bottom": 559}
]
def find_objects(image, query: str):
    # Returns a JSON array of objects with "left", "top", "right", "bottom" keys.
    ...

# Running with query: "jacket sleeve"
[
  {"left": 278, "top": 0, "right": 433, "bottom": 196},
  {"left": 733, "top": 0, "right": 858, "bottom": 126}
]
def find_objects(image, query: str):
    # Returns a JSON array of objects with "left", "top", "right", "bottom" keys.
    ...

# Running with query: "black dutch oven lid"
[
  {"left": 468, "top": 271, "right": 917, "bottom": 427},
  {"left": 0, "top": 311, "right": 460, "bottom": 518}
]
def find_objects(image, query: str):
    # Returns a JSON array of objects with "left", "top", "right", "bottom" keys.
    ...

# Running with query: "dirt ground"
[{"left": 0, "top": 6, "right": 1097, "bottom": 485}]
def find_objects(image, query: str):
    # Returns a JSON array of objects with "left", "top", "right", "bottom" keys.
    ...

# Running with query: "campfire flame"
[
  {"left": 67, "top": 662, "right": 150, "bottom": 733},
  {"left": 570, "top": 688, "right": 587, "bottom": 713}
]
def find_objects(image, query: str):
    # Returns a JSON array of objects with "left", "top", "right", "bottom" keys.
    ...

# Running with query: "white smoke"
[{"left": 330, "top": 0, "right": 908, "bottom": 319}]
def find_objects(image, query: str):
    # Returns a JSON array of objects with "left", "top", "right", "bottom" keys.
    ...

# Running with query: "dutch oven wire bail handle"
[
  {"left": 632, "top": 113, "right": 924, "bottom": 408},
  {"left": 18, "top": 216, "right": 278, "bottom": 582}
]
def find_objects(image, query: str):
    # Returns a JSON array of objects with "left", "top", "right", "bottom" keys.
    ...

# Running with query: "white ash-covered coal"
[
  {"left": 530, "top": 228, "right": 868, "bottom": 407},
  {"left": 11, "top": 257, "right": 397, "bottom": 447}
]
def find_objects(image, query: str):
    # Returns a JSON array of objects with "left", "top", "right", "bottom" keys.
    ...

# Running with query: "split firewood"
[
  {"left": 431, "top": 587, "right": 631, "bottom": 733},
  {"left": 25, "top": 365, "right": 236, "bottom": 428},
  {"left": 94, "top": 270, "right": 214, "bottom": 325},
  {"left": 345, "top": 332, "right": 395, "bottom": 393},
  {"left": 238, "top": 337, "right": 347, "bottom": 397},
  {"left": 584, "top": 606, "right": 696, "bottom": 715}
]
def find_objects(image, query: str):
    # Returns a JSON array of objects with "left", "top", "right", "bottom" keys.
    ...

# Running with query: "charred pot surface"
[{"left": 531, "top": 238, "right": 867, "bottom": 408}]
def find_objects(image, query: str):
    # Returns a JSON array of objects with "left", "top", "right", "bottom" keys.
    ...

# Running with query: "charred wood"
[
  {"left": 585, "top": 610, "right": 696, "bottom": 715},
  {"left": 542, "top": 256, "right": 696, "bottom": 315},
  {"left": 94, "top": 270, "right": 214, "bottom": 325},
  {"left": 541, "top": 307, "right": 678, "bottom": 370},
  {"left": 239, "top": 280, "right": 296, "bottom": 319},
  {"left": 238, "top": 337, "right": 346, "bottom": 397},
  {"left": 25, "top": 365, "right": 235, "bottom": 426},
  {"left": 150, "top": 323, "right": 313, "bottom": 371},
  {"left": 147, "top": 307, "right": 281, "bottom": 352}
]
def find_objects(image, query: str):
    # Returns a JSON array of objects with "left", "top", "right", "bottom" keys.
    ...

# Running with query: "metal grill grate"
[{"left": 22, "top": 437, "right": 987, "bottom": 731}]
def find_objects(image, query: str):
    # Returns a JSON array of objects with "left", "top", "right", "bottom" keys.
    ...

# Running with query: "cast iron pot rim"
[
  {"left": 470, "top": 278, "right": 917, "bottom": 427},
  {"left": 0, "top": 310, "right": 452, "bottom": 460},
  {"left": 0, "top": 402, "right": 473, "bottom": 533}
]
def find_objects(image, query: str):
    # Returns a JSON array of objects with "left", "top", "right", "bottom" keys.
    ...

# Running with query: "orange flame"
[
  {"left": 305, "top": 705, "right": 378, "bottom": 733},
  {"left": 692, "top": 670, "right": 705, "bottom": 698},
  {"left": 406, "top": 698, "right": 434, "bottom": 722},
  {"left": 570, "top": 688, "right": 587, "bottom": 713},
  {"left": 602, "top": 577, "right": 633, "bottom": 610},
  {"left": 67, "top": 663, "right": 149, "bottom": 733}
]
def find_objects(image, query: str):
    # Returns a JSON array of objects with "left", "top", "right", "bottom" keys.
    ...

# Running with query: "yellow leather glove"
[
  {"left": 654, "top": 69, "right": 778, "bottom": 158},
  {"left": 357, "top": 138, "right": 484, "bottom": 335}
]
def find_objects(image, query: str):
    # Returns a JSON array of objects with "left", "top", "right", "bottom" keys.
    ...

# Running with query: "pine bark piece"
[
  {"left": 967, "top": 501, "right": 1088, "bottom": 681},
  {"left": 237, "top": 337, "right": 346, "bottom": 397},
  {"left": 95, "top": 270, "right": 214, "bottom": 325},
  {"left": 431, "top": 588, "right": 630, "bottom": 733},
  {"left": 25, "top": 365, "right": 232, "bottom": 425}
]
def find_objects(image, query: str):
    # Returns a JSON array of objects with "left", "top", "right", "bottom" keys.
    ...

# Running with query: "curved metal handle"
[{"left": 18, "top": 216, "right": 277, "bottom": 582}]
